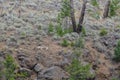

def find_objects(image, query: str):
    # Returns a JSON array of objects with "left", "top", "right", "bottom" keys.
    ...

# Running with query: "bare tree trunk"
[
  {"left": 18, "top": 0, "right": 22, "bottom": 18},
  {"left": 70, "top": 0, "right": 77, "bottom": 32},
  {"left": 103, "top": 0, "right": 110, "bottom": 18},
  {"left": 77, "top": 0, "right": 87, "bottom": 33}
]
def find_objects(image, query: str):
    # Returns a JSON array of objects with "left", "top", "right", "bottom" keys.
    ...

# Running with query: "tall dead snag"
[
  {"left": 18, "top": 0, "right": 22, "bottom": 18},
  {"left": 70, "top": 0, "right": 77, "bottom": 32},
  {"left": 77, "top": 0, "right": 87, "bottom": 33},
  {"left": 103, "top": 0, "right": 110, "bottom": 18}
]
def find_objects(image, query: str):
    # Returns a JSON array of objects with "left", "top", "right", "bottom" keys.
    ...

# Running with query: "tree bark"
[
  {"left": 70, "top": 0, "right": 77, "bottom": 32},
  {"left": 103, "top": 0, "right": 110, "bottom": 18},
  {"left": 77, "top": 0, "right": 87, "bottom": 33}
]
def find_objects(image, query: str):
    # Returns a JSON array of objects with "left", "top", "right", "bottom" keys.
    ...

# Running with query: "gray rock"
[
  {"left": 93, "top": 41, "right": 106, "bottom": 53},
  {"left": 54, "top": 58, "right": 70, "bottom": 68},
  {"left": 35, "top": 52, "right": 45, "bottom": 62},
  {"left": 34, "top": 63, "right": 44, "bottom": 73},
  {"left": 0, "top": 35, "right": 6, "bottom": 42},
  {"left": 17, "top": 52, "right": 36, "bottom": 69},
  {"left": 14, "top": 23, "right": 22, "bottom": 28},
  {"left": 25, "top": 2, "right": 37, "bottom": 10},
  {"left": 38, "top": 66, "right": 69, "bottom": 80},
  {"left": 6, "top": 36, "right": 19, "bottom": 47}
]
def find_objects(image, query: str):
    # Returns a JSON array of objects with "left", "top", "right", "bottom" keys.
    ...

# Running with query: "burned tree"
[
  {"left": 77, "top": 0, "right": 87, "bottom": 33},
  {"left": 70, "top": 0, "right": 77, "bottom": 32},
  {"left": 57, "top": 0, "right": 87, "bottom": 34},
  {"left": 70, "top": 0, "right": 87, "bottom": 33},
  {"left": 103, "top": 0, "right": 110, "bottom": 18}
]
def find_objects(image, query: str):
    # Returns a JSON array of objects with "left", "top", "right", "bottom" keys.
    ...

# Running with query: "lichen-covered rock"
[
  {"left": 37, "top": 66, "right": 69, "bottom": 80},
  {"left": 34, "top": 63, "right": 44, "bottom": 73}
]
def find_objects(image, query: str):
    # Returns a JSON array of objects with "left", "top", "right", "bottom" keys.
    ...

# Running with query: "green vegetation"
[
  {"left": 58, "top": 0, "right": 71, "bottom": 19},
  {"left": 116, "top": 25, "right": 120, "bottom": 28},
  {"left": 73, "top": 49, "right": 82, "bottom": 59},
  {"left": 17, "top": 71, "right": 29, "bottom": 78},
  {"left": 91, "top": 0, "right": 99, "bottom": 7},
  {"left": 37, "top": 25, "right": 41, "bottom": 30},
  {"left": 55, "top": 26, "right": 72, "bottom": 37},
  {"left": 113, "top": 40, "right": 120, "bottom": 62},
  {"left": 109, "top": 0, "right": 120, "bottom": 17},
  {"left": 74, "top": 37, "right": 84, "bottom": 48},
  {"left": 55, "top": 0, "right": 71, "bottom": 36},
  {"left": 92, "top": 12, "right": 100, "bottom": 20},
  {"left": 67, "top": 59, "right": 94, "bottom": 80},
  {"left": 0, "top": 55, "right": 29, "bottom": 80},
  {"left": 99, "top": 28, "right": 108, "bottom": 36},
  {"left": 111, "top": 78, "right": 119, "bottom": 80},
  {"left": 3, "top": 54, "right": 17, "bottom": 80},
  {"left": 66, "top": 36, "right": 94, "bottom": 80},
  {"left": 81, "top": 27, "right": 86, "bottom": 37},
  {"left": 61, "top": 39, "right": 70, "bottom": 47},
  {"left": 20, "top": 32, "right": 26, "bottom": 39},
  {"left": 48, "top": 22, "right": 54, "bottom": 34},
  {"left": 56, "top": 24, "right": 65, "bottom": 37}
]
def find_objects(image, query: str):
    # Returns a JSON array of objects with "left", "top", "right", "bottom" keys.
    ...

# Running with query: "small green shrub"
[
  {"left": 17, "top": 71, "right": 29, "bottom": 78},
  {"left": 81, "top": 27, "right": 86, "bottom": 37},
  {"left": 59, "top": 0, "right": 71, "bottom": 18},
  {"left": 67, "top": 59, "right": 93, "bottom": 80},
  {"left": 73, "top": 49, "right": 82, "bottom": 59},
  {"left": 20, "top": 32, "right": 26, "bottom": 39},
  {"left": 56, "top": 24, "right": 65, "bottom": 37},
  {"left": 55, "top": 0, "right": 71, "bottom": 37},
  {"left": 116, "top": 25, "right": 120, "bottom": 28},
  {"left": 61, "top": 39, "right": 69, "bottom": 47},
  {"left": 92, "top": 12, "right": 100, "bottom": 19},
  {"left": 113, "top": 40, "right": 120, "bottom": 62},
  {"left": 48, "top": 22, "right": 54, "bottom": 34},
  {"left": 109, "top": 0, "right": 120, "bottom": 17},
  {"left": 64, "top": 28, "right": 73, "bottom": 34},
  {"left": 111, "top": 78, "right": 119, "bottom": 80},
  {"left": 74, "top": 37, "right": 84, "bottom": 48},
  {"left": 37, "top": 25, "right": 41, "bottom": 30},
  {"left": 70, "top": 41, "right": 75, "bottom": 47},
  {"left": 91, "top": 0, "right": 99, "bottom": 7},
  {"left": 4, "top": 54, "right": 17, "bottom": 80},
  {"left": 99, "top": 28, "right": 108, "bottom": 36},
  {"left": 55, "top": 24, "right": 72, "bottom": 37}
]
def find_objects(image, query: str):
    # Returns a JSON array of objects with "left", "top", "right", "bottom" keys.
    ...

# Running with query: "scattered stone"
[
  {"left": 38, "top": 66, "right": 69, "bottom": 80},
  {"left": 34, "top": 63, "right": 44, "bottom": 73},
  {"left": 93, "top": 41, "right": 106, "bottom": 53},
  {"left": 17, "top": 53, "right": 36, "bottom": 69}
]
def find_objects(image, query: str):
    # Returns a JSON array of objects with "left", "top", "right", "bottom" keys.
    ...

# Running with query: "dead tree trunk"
[
  {"left": 70, "top": 0, "right": 77, "bottom": 32},
  {"left": 103, "top": 0, "right": 110, "bottom": 18},
  {"left": 77, "top": 0, "right": 87, "bottom": 33},
  {"left": 18, "top": 0, "right": 22, "bottom": 18}
]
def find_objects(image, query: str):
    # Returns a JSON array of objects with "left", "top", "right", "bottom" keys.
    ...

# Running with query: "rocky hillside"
[{"left": 0, "top": 0, "right": 120, "bottom": 80}]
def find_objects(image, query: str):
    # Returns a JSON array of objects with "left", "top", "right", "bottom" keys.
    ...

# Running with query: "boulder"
[
  {"left": 37, "top": 66, "right": 69, "bottom": 80},
  {"left": 34, "top": 63, "right": 44, "bottom": 73}
]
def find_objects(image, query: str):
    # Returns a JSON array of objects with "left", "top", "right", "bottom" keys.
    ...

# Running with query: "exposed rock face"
[
  {"left": 0, "top": 0, "right": 120, "bottom": 80},
  {"left": 33, "top": 63, "right": 44, "bottom": 73},
  {"left": 37, "top": 66, "right": 69, "bottom": 80},
  {"left": 93, "top": 33, "right": 120, "bottom": 59},
  {"left": 17, "top": 52, "right": 37, "bottom": 69}
]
